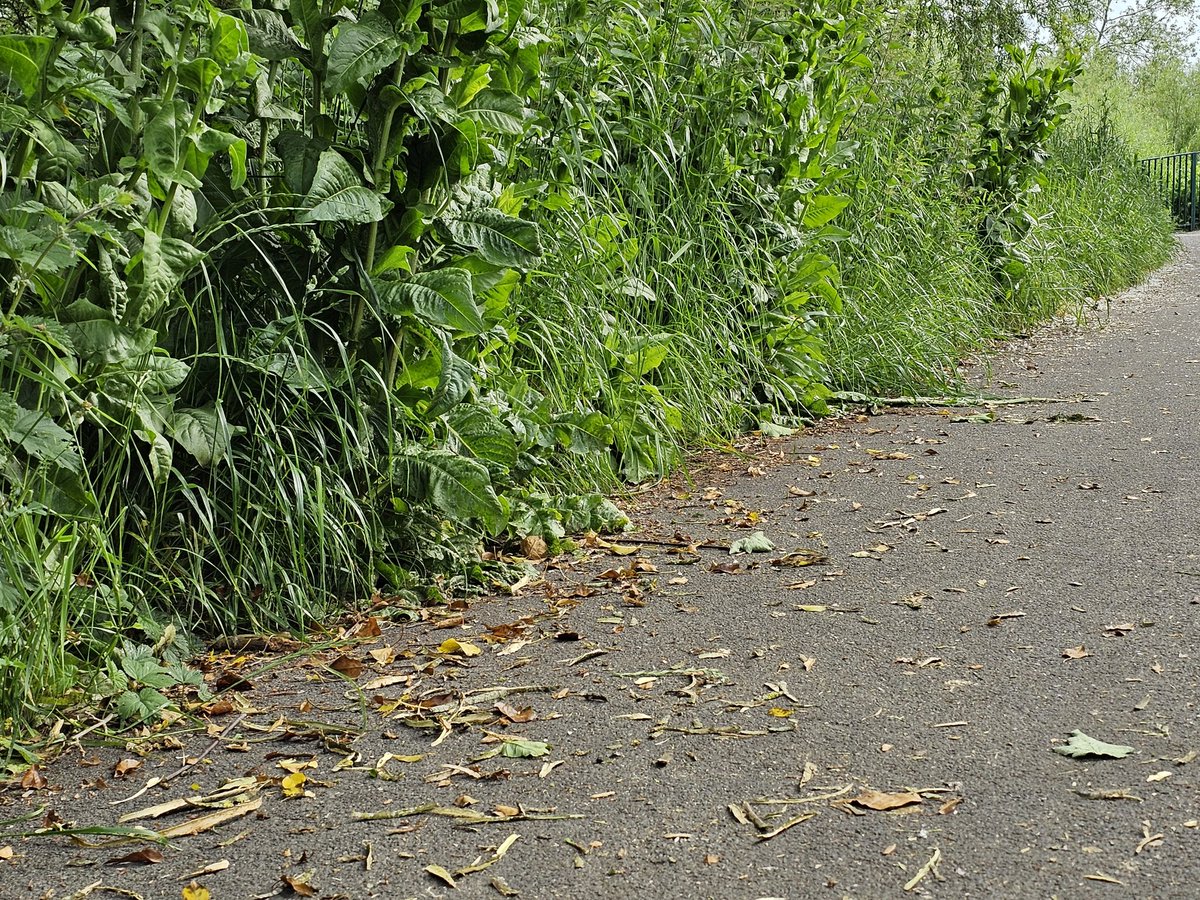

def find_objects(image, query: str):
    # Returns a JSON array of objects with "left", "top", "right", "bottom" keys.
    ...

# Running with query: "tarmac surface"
[{"left": 2, "top": 233, "right": 1199, "bottom": 899}]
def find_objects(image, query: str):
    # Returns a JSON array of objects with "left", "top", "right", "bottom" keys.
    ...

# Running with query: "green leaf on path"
[
  {"left": 759, "top": 421, "right": 795, "bottom": 438},
  {"left": 729, "top": 531, "right": 775, "bottom": 554},
  {"left": 499, "top": 737, "right": 550, "bottom": 758},
  {"left": 1053, "top": 730, "right": 1134, "bottom": 759}
]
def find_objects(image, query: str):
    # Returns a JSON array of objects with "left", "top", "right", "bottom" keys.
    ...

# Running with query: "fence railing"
[{"left": 1141, "top": 151, "right": 1198, "bottom": 232}]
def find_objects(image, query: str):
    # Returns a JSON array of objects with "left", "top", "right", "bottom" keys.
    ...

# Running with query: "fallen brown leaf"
[
  {"left": 329, "top": 655, "right": 364, "bottom": 678},
  {"left": 850, "top": 789, "right": 923, "bottom": 811},
  {"left": 113, "top": 758, "right": 142, "bottom": 779},
  {"left": 105, "top": 848, "right": 164, "bottom": 866}
]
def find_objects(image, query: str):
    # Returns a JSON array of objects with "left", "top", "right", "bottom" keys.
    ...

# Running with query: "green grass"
[{"left": 0, "top": 0, "right": 1182, "bottom": 739}]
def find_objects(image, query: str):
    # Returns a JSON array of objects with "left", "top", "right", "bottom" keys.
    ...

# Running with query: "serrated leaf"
[
  {"left": 759, "top": 421, "right": 795, "bottom": 438},
  {"left": 298, "top": 150, "right": 386, "bottom": 224},
  {"left": 1052, "top": 730, "right": 1134, "bottom": 759},
  {"left": 442, "top": 207, "right": 541, "bottom": 268},
  {"left": 116, "top": 687, "right": 171, "bottom": 723},
  {"left": 121, "top": 653, "right": 176, "bottom": 689}
]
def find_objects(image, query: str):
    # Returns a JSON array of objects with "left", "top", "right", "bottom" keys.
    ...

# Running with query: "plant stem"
[{"left": 350, "top": 52, "right": 409, "bottom": 350}]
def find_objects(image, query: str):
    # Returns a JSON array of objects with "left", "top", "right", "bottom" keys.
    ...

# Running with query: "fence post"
[{"left": 1191, "top": 152, "right": 1198, "bottom": 232}]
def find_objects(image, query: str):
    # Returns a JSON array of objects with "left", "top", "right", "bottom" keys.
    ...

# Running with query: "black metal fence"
[{"left": 1141, "top": 151, "right": 1198, "bottom": 231}]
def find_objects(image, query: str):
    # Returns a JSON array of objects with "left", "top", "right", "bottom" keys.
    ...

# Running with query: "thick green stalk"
[
  {"left": 350, "top": 53, "right": 409, "bottom": 349},
  {"left": 127, "top": 0, "right": 146, "bottom": 140}
]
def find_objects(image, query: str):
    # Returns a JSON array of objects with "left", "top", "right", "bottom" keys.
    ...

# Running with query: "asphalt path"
[{"left": 1, "top": 233, "right": 1198, "bottom": 899}]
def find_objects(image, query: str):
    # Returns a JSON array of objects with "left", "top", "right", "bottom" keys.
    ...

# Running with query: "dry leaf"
[
  {"left": 281, "top": 872, "right": 317, "bottom": 896},
  {"left": 495, "top": 701, "right": 536, "bottom": 723},
  {"left": 850, "top": 789, "right": 923, "bottom": 811},
  {"left": 426, "top": 865, "right": 457, "bottom": 888},
  {"left": 157, "top": 797, "right": 262, "bottom": 839},
  {"left": 185, "top": 860, "right": 230, "bottom": 878},
  {"left": 106, "top": 848, "right": 164, "bottom": 866},
  {"left": 369, "top": 646, "right": 396, "bottom": 665},
  {"left": 1063, "top": 646, "right": 1091, "bottom": 659},
  {"left": 0, "top": 846, "right": 12, "bottom": 860},
  {"left": 20, "top": 765, "right": 47, "bottom": 790},
  {"left": 353, "top": 617, "right": 382, "bottom": 638},
  {"left": 1146, "top": 771, "right": 1172, "bottom": 783},
  {"left": 329, "top": 655, "right": 364, "bottom": 678},
  {"left": 607, "top": 543, "right": 641, "bottom": 556},
  {"left": 520, "top": 534, "right": 548, "bottom": 560},
  {"left": 491, "top": 875, "right": 520, "bottom": 896},
  {"left": 113, "top": 758, "right": 143, "bottom": 778}
]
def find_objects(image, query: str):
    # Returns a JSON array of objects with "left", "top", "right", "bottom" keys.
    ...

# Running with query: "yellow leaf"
[
  {"left": 182, "top": 883, "right": 210, "bottom": 900},
  {"left": 436, "top": 638, "right": 482, "bottom": 657},
  {"left": 607, "top": 544, "right": 641, "bottom": 556},
  {"left": 281, "top": 771, "right": 307, "bottom": 798},
  {"left": 768, "top": 707, "right": 793, "bottom": 718}
]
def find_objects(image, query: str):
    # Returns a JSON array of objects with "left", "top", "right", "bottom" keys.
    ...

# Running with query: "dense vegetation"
[{"left": 0, "top": 0, "right": 1182, "bottom": 734}]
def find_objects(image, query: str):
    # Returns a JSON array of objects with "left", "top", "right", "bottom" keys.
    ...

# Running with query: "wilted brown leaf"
[
  {"left": 106, "top": 848, "right": 164, "bottom": 866},
  {"left": 281, "top": 872, "right": 318, "bottom": 896},
  {"left": 352, "top": 617, "right": 382, "bottom": 638},
  {"left": 849, "top": 789, "right": 923, "bottom": 811},
  {"left": 495, "top": 702, "right": 536, "bottom": 723},
  {"left": 113, "top": 758, "right": 143, "bottom": 778},
  {"left": 329, "top": 655, "right": 364, "bottom": 678},
  {"left": 20, "top": 766, "right": 46, "bottom": 790},
  {"left": 520, "top": 534, "right": 548, "bottom": 560},
  {"left": 365, "top": 645, "right": 393, "bottom": 665},
  {"left": 1063, "top": 646, "right": 1091, "bottom": 659}
]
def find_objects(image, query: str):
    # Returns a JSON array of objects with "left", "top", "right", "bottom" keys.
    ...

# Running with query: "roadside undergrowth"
[{"left": 0, "top": 0, "right": 1178, "bottom": 739}]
